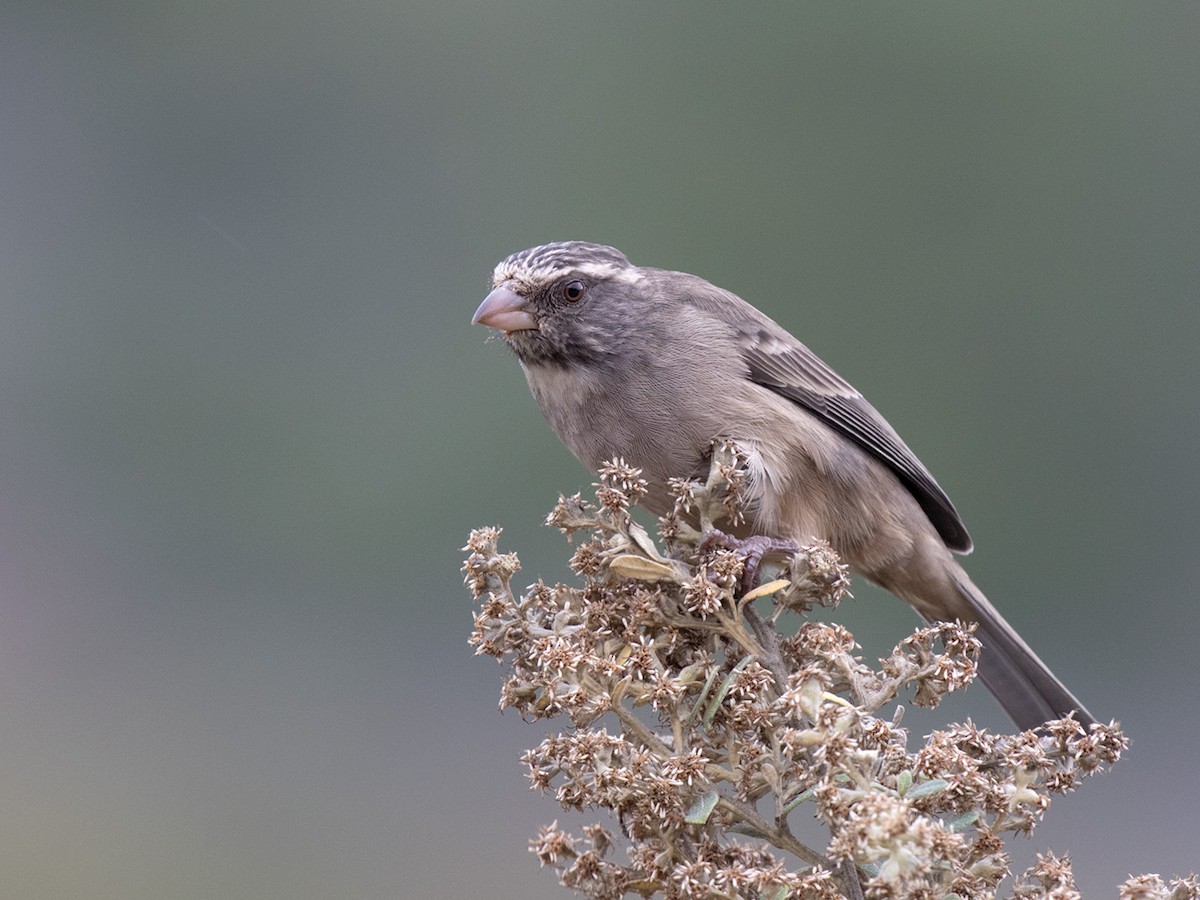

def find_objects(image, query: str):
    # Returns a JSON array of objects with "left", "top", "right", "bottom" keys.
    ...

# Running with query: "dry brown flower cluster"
[{"left": 465, "top": 444, "right": 1184, "bottom": 899}]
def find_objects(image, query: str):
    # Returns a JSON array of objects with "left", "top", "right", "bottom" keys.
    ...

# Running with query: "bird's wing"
[{"left": 736, "top": 325, "right": 973, "bottom": 553}]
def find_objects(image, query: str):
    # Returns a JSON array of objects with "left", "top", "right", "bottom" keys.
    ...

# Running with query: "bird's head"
[{"left": 472, "top": 241, "right": 646, "bottom": 367}]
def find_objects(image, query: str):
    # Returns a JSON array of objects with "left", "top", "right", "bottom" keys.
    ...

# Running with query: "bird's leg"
[
  {"left": 699, "top": 529, "right": 797, "bottom": 692},
  {"left": 699, "top": 530, "right": 800, "bottom": 596}
]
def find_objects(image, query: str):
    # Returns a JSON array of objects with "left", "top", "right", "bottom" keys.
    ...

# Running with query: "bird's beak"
[{"left": 472, "top": 285, "right": 538, "bottom": 333}]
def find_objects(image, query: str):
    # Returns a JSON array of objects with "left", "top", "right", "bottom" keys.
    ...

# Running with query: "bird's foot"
[{"left": 699, "top": 530, "right": 800, "bottom": 596}]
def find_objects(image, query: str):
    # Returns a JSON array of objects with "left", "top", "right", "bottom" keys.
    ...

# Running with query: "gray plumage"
[{"left": 473, "top": 241, "right": 1094, "bottom": 731}]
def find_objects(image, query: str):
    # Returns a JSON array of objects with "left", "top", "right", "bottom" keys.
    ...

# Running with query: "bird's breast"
[{"left": 522, "top": 360, "right": 713, "bottom": 506}]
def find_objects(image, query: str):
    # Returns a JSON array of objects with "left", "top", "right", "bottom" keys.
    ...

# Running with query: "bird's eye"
[{"left": 562, "top": 280, "right": 585, "bottom": 303}]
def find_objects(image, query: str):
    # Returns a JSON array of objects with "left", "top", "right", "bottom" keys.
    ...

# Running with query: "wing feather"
[
  {"left": 667, "top": 272, "right": 972, "bottom": 552},
  {"left": 739, "top": 329, "right": 973, "bottom": 553}
]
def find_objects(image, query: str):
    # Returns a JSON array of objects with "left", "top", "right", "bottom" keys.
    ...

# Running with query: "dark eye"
[{"left": 562, "top": 280, "right": 585, "bottom": 303}]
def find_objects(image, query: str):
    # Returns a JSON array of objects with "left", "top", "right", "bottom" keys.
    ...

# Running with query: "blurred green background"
[{"left": 2, "top": 2, "right": 1197, "bottom": 896}]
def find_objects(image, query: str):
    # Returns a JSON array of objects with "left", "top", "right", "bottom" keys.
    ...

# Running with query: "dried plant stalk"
[{"left": 465, "top": 445, "right": 1184, "bottom": 899}]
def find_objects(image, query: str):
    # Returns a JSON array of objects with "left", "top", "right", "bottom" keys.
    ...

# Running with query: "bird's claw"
[{"left": 699, "top": 529, "right": 800, "bottom": 596}]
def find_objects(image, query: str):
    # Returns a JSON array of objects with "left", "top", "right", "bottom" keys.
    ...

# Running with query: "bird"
[{"left": 472, "top": 240, "right": 1094, "bottom": 731}]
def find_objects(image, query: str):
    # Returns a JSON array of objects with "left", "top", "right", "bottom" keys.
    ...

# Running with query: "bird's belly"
[{"left": 526, "top": 361, "right": 916, "bottom": 568}]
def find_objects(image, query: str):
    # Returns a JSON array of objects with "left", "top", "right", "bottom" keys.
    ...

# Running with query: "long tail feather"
[{"left": 950, "top": 572, "right": 1095, "bottom": 731}]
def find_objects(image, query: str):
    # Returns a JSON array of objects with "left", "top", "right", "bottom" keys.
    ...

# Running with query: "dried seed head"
[{"left": 466, "top": 447, "right": 1135, "bottom": 899}]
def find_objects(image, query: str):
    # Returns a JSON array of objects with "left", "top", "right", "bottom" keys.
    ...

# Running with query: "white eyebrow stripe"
[{"left": 575, "top": 262, "right": 644, "bottom": 282}]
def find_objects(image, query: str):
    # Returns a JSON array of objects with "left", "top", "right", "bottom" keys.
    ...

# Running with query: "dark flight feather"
[{"left": 740, "top": 336, "right": 973, "bottom": 553}]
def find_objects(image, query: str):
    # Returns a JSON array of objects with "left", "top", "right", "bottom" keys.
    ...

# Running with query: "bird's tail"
[{"left": 947, "top": 570, "right": 1095, "bottom": 731}]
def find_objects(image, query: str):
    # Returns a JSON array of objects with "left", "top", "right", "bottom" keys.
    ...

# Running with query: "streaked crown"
[{"left": 492, "top": 241, "right": 640, "bottom": 288}]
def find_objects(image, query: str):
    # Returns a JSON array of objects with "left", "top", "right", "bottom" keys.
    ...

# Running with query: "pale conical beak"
[{"left": 472, "top": 285, "right": 538, "bottom": 333}]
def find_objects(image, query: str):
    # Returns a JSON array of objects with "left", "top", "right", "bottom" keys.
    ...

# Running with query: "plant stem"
[{"left": 714, "top": 796, "right": 829, "bottom": 869}]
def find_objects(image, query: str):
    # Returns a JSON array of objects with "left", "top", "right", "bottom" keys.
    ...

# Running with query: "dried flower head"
[
  {"left": 465, "top": 446, "right": 1169, "bottom": 899},
  {"left": 1119, "top": 873, "right": 1200, "bottom": 900}
]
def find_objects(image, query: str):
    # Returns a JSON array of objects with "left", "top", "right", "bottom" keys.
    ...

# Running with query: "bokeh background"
[{"left": 2, "top": 2, "right": 1197, "bottom": 897}]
